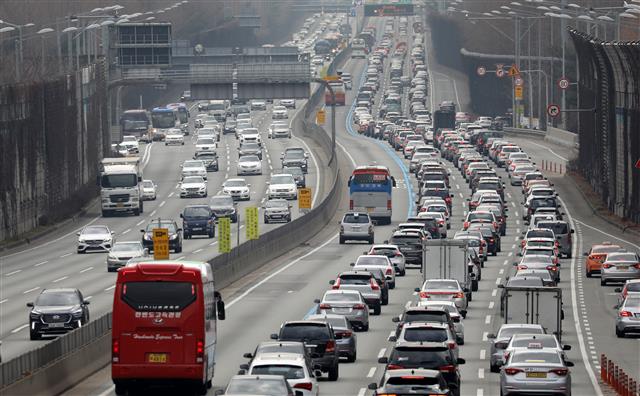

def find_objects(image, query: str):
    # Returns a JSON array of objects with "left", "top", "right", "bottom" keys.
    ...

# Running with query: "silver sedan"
[
  {"left": 315, "top": 290, "right": 370, "bottom": 331},
  {"left": 615, "top": 296, "right": 640, "bottom": 337},
  {"left": 107, "top": 241, "right": 148, "bottom": 272},
  {"left": 500, "top": 348, "right": 573, "bottom": 396}
]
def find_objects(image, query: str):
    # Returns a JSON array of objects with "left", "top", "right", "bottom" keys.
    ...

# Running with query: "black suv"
[
  {"left": 388, "top": 230, "right": 424, "bottom": 265},
  {"left": 193, "top": 151, "right": 219, "bottom": 172},
  {"left": 271, "top": 321, "right": 340, "bottom": 381},
  {"left": 180, "top": 205, "right": 215, "bottom": 239},
  {"left": 281, "top": 148, "right": 308, "bottom": 173},
  {"left": 209, "top": 195, "right": 238, "bottom": 223},
  {"left": 27, "top": 288, "right": 90, "bottom": 340},
  {"left": 140, "top": 219, "right": 182, "bottom": 253},
  {"left": 391, "top": 306, "right": 456, "bottom": 340},
  {"left": 379, "top": 342, "right": 465, "bottom": 396}
]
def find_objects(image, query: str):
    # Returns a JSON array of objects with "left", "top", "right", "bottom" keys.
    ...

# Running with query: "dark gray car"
[
  {"left": 536, "top": 220, "right": 574, "bottom": 258},
  {"left": 238, "top": 142, "right": 262, "bottom": 159},
  {"left": 27, "top": 288, "right": 90, "bottom": 340},
  {"left": 307, "top": 314, "right": 358, "bottom": 362},
  {"left": 209, "top": 195, "right": 238, "bottom": 223}
]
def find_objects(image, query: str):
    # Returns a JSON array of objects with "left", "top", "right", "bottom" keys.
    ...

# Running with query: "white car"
[
  {"left": 367, "top": 244, "right": 406, "bottom": 276},
  {"left": 353, "top": 254, "right": 397, "bottom": 289},
  {"left": 423, "top": 203, "right": 450, "bottom": 229},
  {"left": 120, "top": 136, "right": 140, "bottom": 154},
  {"left": 239, "top": 128, "right": 262, "bottom": 146},
  {"left": 237, "top": 155, "right": 262, "bottom": 176},
  {"left": 141, "top": 179, "right": 157, "bottom": 200},
  {"left": 222, "top": 178, "right": 251, "bottom": 201},
  {"left": 195, "top": 137, "right": 217, "bottom": 152},
  {"left": 198, "top": 127, "right": 218, "bottom": 142},
  {"left": 250, "top": 100, "right": 267, "bottom": 111},
  {"left": 279, "top": 99, "right": 296, "bottom": 109},
  {"left": 246, "top": 352, "right": 319, "bottom": 396},
  {"left": 267, "top": 174, "right": 298, "bottom": 200},
  {"left": 181, "top": 160, "right": 207, "bottom": 180},
  {"left": 268, "top": 122, "right": 291, "bottom": 139},
  {"left": 165, "top": 130, "right": 185, "bottom": 146},
  {"left": 77, "top": 225, "right": 114, "bottom": 253},
  {"left": 417, "top": 300, "right": 466, "bottom": 344},
  {"left": 272, "top": 105, "right": 288, "bottom": 119},
  {"left": 180, "top": 176, "right": 207, "bottom": 198}
]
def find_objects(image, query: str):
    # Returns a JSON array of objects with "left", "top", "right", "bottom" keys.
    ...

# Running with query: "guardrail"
[
  {"left": 0, "top": 42, "right": 351, "bottom": 395},
  {"left": 502, "top": 127, "right": 547, "bottom": 139},
  {"left": 601, "top": 354, "right": 639, "bottom": 396}
]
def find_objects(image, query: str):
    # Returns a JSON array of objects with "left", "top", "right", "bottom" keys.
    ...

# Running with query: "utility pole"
[{"left": 560, "top": 0, "right": 567, "bottom": 129}]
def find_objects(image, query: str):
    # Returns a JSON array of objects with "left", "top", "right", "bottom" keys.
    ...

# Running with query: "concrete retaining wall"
[{"left": 544, "top": 127, "right": 579, "bottom": 150}]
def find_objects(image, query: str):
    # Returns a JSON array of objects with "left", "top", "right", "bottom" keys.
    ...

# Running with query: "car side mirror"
[
  {"left": 76, "top": 232, "right": 81, "bottom": 236},
  {"left": 140, "top": 229, "right": 145, "bottom": 233},
  {"left": 378, "top": 356, "right": 388, "bottom": 364},
  {"left": 314, "top": 298, "right": 321, "bottom": 304},
  {"left": 329, "top": 280, "right": 335, "bottom": 285},
  {"left": 563, "top": 345, "right": 572, "bottom": 351},
  {"left": 313, "top": 370, "right": 323, "bottom": 378},
  {"left": 368, "top": 383, "right": 378, "bottom": 390},
  {"left": 177, "top": 228, "right": 182, "bottom": 233},
  {"left": 392, "top": 316, "right": 400, "bottom": 323},
  {"left": 214, "top": 390, "right": 224, "bottom": 396},
  {"left": 415, "top": 287, "right": 421, "bottom": 292},
  {"left": 517, "top": 252, "right": 522, "bottom": 257},
  {"left": 487, "top": 333, "right": 496, "bottom": 339},
  {"left": 26, "top": 302, "right": 34, "bottom": 308},
  {"left": 270, "top": 333, "right": 278, "bottom": 340},
  {"left": 571, "top": 229, "right": 575, "bottom": 234},
  {"left": 239, "top": 363, "right": 249, "bottom": 370},
  {"left": 243, "top": 352, "right": 253, "bottom": 359},
  {"left": 512, "top": 262, "right": 518, "bottom": 266},
  {"left": 180, "top": 214, "right": 184, "bottom": 218},
  {"left": 565, "top": 361, "right": 575, "bottom": 367},
  {"left": 457, "top": 358, "right": 466, "bottom": 365},
  {"left": 614, "top": 287, "right": 622, "bottom": 293},
  {"left": 237, "top": 369, "right": 246, "bottom": 375},
  {"left": 83, "top": 300, "right": 91, "bottom": 305},
  {"left": 388, "top": 335, "right": 397, "bottom": 342},
  {"left": 349, "top": 262, "right": 356, "bottom": 267},
  {"left": 111, "top": 231, "right": 115, "bottom": 235},
  {"left": 583, "top": 252, "right": 589, "bottom": 256}
]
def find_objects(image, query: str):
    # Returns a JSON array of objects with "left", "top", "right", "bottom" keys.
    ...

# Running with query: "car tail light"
[
  {"left": 463, "top": 221, "right": 469, "bottom": 229},
  {"left": 332, "top": 279, "right": 341, "bottom": 289},
  {"left": 337, "top": 330, "right": 353, "bottom": 339},
  {"left": 620, "top": 310, "right": 633, "bottom": 317},
  {"left": 438, "top": 364, "right": 456, "bottom": 373},
  {"left": 196, "top": 339, "right": 204, "bottom": 363},
  {"left": 603, "top": 264, "right": 613, "bottom": 269},
  {"left": 518, "top": 265, "right": 528, "bottom": 270},
  {"left": 419, "top": 291, "right": 429, "bottom": 298},
  {"left": 454, "top": 292, "right": 465, "bottom": 298},
  {"left": 550, "top": 368, "right": 569, "bottom": 376},
  {"left": 492, "top": 222, "right": 497, "bottom": 229},
  {"left": 387, "top": 364, "right": 404, "bottom": 370},
  {"left": 396, "top": 252, "right": 403, "bottom": 257},
  {"left": 503, "top": 351, "right": 511, "bottom": 361},
  {"left": 370, "top": 279, "right": 380, "bottom": 290},
  {"left": 504, "top": 368, "right": 524, "bottom": 375},
  {"left": 488, "top": 237, "right": 495, "bottom": 242},
  {"left": 448, "top": 342, "right": 457, "bottom": 350},
  {"left": 634, "top": 263, "right": 640, "bottom": 269},
  {"left": 386, "top": 268, "right": 393, "bottom": 276},
  {"left": 319, "top": 303, "right": 332, "bottom": 309},
  {"left": 294, "top": 382, "right": 313, "bottom": 391},
  {"left": 112, "top": 339, "right": 120, "bottom": 363},
  {"left": 349, "top": 200, "right": 354, "bottom": 210},
  {"left": 521, "top": 241, "right": 526, "bottom": 247},
  {"left": 546, "top": 265, "right": 558, "bottom": 272},
  {"left": 387, "top": 200, "right": 392, "bottom": 210},
  {"left": 445, "top": 197, "right": 452, "bottom": 205},
  {"left": 354, "top": 303, "right": 366, "bottom": 310},
  {"left": 325, "top": 340, "right": 336, "bottom": 353}
]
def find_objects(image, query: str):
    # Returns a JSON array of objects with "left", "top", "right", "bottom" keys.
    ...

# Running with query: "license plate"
[
  {"left": 617, "top": 266, "right": 628, "bottom": 270},
  {"left": 526, "top": 372, "right": 547, "bottom": 378},
  {"left": 116, "top": 203, "right": 124, "bottom": 208},
  {"left": 147, "top": 353, "right": 167, "bottom": 363},
  {"left": 192, "top": 227, "right": 202, "bottom": 231},
  {"left": 335, "top": 308, "right": 351, "bottom": 314},
  {"left": 48, "top": 323, "right": 65, "bottom": 328},
  {"left": 367, "top": 207, "right": 374, "bottom": 213}
]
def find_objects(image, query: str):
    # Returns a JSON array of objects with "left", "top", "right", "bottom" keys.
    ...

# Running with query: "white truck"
[
  {"left": 99, "top": 157, "right": 143, "bottom": 217},
  {"left": 351, "top": 38, "right": 367, "bottom": 58},
  {"left": 422, "top": 239, "right": 473, "bottom": 300},
  {"left": 501, "top": 286, "right": 564, "bottom": 341}
]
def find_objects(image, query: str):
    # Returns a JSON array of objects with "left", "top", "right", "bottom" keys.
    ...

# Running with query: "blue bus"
[{"left": 347, "top": 165, "right": 396, "bottom": 225}]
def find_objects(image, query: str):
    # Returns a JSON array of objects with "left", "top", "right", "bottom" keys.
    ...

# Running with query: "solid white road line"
[
  {"left": 357, "top": 388, "right": 367, "bottom": 396},
  {"left": 336, "top": 141, "right": 357, "bottom": 168},
  {"left": 60, "top": 252, "right": 72, "bottom": 258},
  {"left": 378, "top": 348, "right": 387, "bottom": 358}
]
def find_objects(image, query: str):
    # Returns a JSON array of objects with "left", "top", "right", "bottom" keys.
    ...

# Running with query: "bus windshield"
[
  {"left": 151, "top": 111, "right": 176, "bottom": 128},
  {"left": 122, "top": 281, "right": 196, "bottom": 312}
]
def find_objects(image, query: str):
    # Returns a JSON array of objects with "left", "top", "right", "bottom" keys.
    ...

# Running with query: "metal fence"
[
  {"left": 568, "top": 29, "right": 640, "bottom": 222},
  {"left": 0, "top": 61, "right": 110, "bottom": 242},
  {"left": 0, "top": 314, "right": 112, "bottom": 388}
]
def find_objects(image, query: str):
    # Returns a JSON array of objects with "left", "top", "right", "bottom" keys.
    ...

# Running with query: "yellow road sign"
[
  {"left": 152, "top": 228, "right": 169, "bottom": 260},
  {"left": 246, "top": 207, "right": 259, "bottom": 240},
  {"left": 298, "top": 188, "right": 312, "bottom": 210},
  {"left": 515, "top": 85, "right": 523, "bottom": 100},
  {"left": 316, "top": 109, "right": 326, "bottom": 125},
  {"left": 218, "top": 218, "right": 231, "bottom": 253},
  {"left": 508, "top": 64, "right": 520, "bottom": 77},
  {"left": 324, "top": 75, "right": 341, "bottom": 81}
]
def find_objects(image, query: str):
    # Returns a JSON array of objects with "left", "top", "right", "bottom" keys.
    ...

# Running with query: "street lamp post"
[{"left": 37, "top": 28, "right": 55, "bottom": 76}]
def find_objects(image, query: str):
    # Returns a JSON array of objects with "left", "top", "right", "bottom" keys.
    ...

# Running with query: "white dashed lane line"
[
  {"left": 23, "top": 286, "right": 40, "bottom": 294},
  {"left": 11, "top": 324, "right": 29, "bottom": 334},
  {"left": 60, "top": 252, "right": 72, "bottom": 258},
  {"left": 52, "top": 276, "right": 68, "bottom": 283},
  {"left": 34, "top": 260, "right": 48, "bottom": 267},
  {"left": 5, "top": 270, "right": 22, "bottom": 277}
]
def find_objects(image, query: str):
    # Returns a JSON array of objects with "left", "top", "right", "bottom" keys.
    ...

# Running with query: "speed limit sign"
[
  {"left": 477, "top": 66, "right": 486, "bottom": 76},
  {"left": 496, "top": 68, "right": 505, "bottom": 78},
  {"left": 558, "top": 78, "right": 570, "bottom": 90},
  {"left": 547, "top": 104, "right": 561, "bottom": 118}
]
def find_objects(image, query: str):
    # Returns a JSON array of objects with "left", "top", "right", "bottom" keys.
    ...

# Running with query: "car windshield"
[
  {"left": 324, "top": 292, "right": 360, "bottom": 302},
  {"left": 390, "top": 235, "right": 421, "bottom": 244},
  {"left": 210, "top": 196, "right": 233, "bottom": 206},
  {"left": 111, "top": 243, "right": 141, "bottom": 252},
  {"left": 371, "top": 248, "right": 398, "bottom": 257},
  {"left": 142, "top": 181, "right": 154, "bottom": 188},
  {"left": 537, "top": 222, "right": 568, "bottom": 234},
  {"left": 404, "top": 311, "right": 448, "bottom": 323},
  {"left": 457, "top": 237, "right": 480, "bottom": 247},
  {"left": 526, "top": 230, "right": 554, "bottom": 239},
  {"left": 344, "top": 214, "right": 370, "bottom": 223},
  {"left": 521, "top": 255, "right": 553, "bottom": 264},
  {"left": 83, "top": 226, "right": 108, "bottom": 235},
  {"left": 256, "top": 343, "right": 303, "bottom": 355},
  {"left": 241, "top": 143, "right": 260, "bottom": 150},
  {"left": 183, "top": 161, "right": 203, "bottom": 168},
  {"left": 623, "top": 297, "right": 640, "bottom": 308},
  {"left": 511, "top": 337, "right": 557, "bottom": 349},
  {"left": 607, "top": 252, "right": 639, "bottom": 262},
  {"left": 183, "top": 177, "right": 204, "bottom": 184},
  {"left": 183, "top": 206, "right": 210, "bottom": 218},
  {"left": 390, "top": 347, "right": 451, "bottom": 367},
  {"left": 425, "top": 280, "right": 458, "bottom": 290},
  {"left": 271, "top": 175, "right": 295, "bottom": 185},
  {"left": 356, "top": 256, "right": 388, "bottom": 266},
  {"left": 225, "top": 378, "right": 288, "bottom": 394},
  {"left": 251, "top": 365, "right": 305, "bottom": 380},
  {"left": 225, "top": 180, "right": 246, "bottom": 187},
  {"left": 403, "top": 328, "right": 448, "bottom": 342},
  {"left": 511, "top": 351, "right": 561, "bottom": 364},
  {"left": 266, "top": 200, "right": 288, "bottom": 208},
  {"left": 285, "top": 151, "right": 305, "bottom": 159},
  {"left": 197, "top": 138, "right": 215, "bottom": 145},
  {"left": 499, "top": 327, "right": 544, "bottom": 339},
  {"left": 280, "top": 324, "right": 329, "bottom": 340},
  {"left": 509, "top": 278, "right": 544, "bottom": 287},
  {"left": 36, "top": 292, "right": 79, "bottom": 306},
  {"left": 145, "top": 222, "right": 177, "bottom": 233},
  {"left": 592, "top": 245, "right": 623, "bottom": 254},
  {"left": 338, "top": 274, "right": 371, "bottom": 285},
  {"left": 385, "top": 376, "right": 441, "bottom": 388}
]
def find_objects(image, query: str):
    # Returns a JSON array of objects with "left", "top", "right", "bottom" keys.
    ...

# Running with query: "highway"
[{"left": 3, "top": 11, "right": 639, "bottom": 396}]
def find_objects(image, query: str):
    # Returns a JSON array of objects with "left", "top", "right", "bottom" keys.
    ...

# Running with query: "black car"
[
  {"left": 470, "top": 225, "right": 500, "bottom": 255},
  {"left": 388, "top": 230, "right": 424, "bottom": 265},
  {"left": 181, "top": 205, "right": 215, "bottom": 239},
  {"left": 271, "top": 321, "right": 340, "bottom": 381},
  {"left": 407, "top": 216, "right": 442, "bottom": 239},
  {"left": 194, "top": 151, "right": 219, "bottom": 172},
  {"left": 281, "top": 149, "right": 308, "bottom": 173},
  {"left": 238, "top": 142, "right": 262, "bottom": 159},
  {"left": 282, "top": 166, "right": 306, "bottom": 188},
  {"left": 391, "top": 306, "right": 456, "bottom": 339},
  {"left": 140, "top": 219, "right": 182, "bottom": 253},
  {"left": 223, "top": 119, "right": 236, "bottom": 135},
  {"left": 27, "top": 288, "right": 90, "bottom": 340},
  {"left": 379, "top": 342, "right": 465, "bottom": 396},
  {"left": 209, "top": 195, "right": 238, "bottom": 223}
]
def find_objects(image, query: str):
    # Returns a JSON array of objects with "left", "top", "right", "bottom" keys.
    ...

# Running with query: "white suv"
[{"left": 267, "top": 174, "right": 298, "bottom": 200}]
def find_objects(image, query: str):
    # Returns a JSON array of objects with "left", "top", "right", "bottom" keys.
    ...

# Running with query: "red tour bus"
[{"left": 111, "top": 260, "right": 225, "bottom": 395}]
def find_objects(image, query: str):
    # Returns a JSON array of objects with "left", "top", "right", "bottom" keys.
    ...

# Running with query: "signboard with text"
[
  {"left": 246, "top": 207, "right": 259, "bottom": 240},
  {"left": 152, "top": 228, "right": 169, "bottom": 260},
  {"left": 364, "top": 3, "right": 414, "bottom": 16},
  {"left": 218, "top": 218, "right": 231, "bottom": 253},
  {"left": 298, "top": 188, "right": 312, "bottom": 210}
]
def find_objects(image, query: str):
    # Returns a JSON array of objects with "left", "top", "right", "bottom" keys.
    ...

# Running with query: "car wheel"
[
  {"left": 264, "top": 217, "right": 269, "bottom": 224},
  {"left": 208, "top": 231, "right": 215, "bottom": 238},
  {"left": 389, "top": 282, "right": 395, "bottom": 290},
  {"left": 368, "top": 235, "right": 374, "bottom": 244},
  {"left": 382, "top": 295, "right": 389, "bottom": 305},
  {"left": 586, "top": 269, "right": 592, "bottom": 278},
  {"left": 566, "top": 252, "right": 572, "bottom": 258},
  {"left": 133, "top": 208, "right": 140, "bottom": 216},
  {"left": 472, "top": 280, "right": 479, "bottom": 292},
  {"left": 346, "top": 351, "right": 357, "bottom": 363},
  {"left": 399, "top": 268, "right": 406, "bottom": 276},
  {"left": 328, "top": 363, "right": 339, "bottom": 381},
  {"left": 373, "top": 304, "right": 381, "bottom": 315},
  {"left": 490, "top": 363, "right": 499, "bottom": 373},
  {"left": 101, "top": 210, "right": 110, "bottom": 217},
  {"left": 362, "top": 322, "right": 369, "bottom": 331},
  {"left": 616, "top": 327, "right": 625, "bottom": 338},
  {"left": 30, "top": 330, "right": 41, "bottom": 341},
  {"left": 114, "top": 384, "right": 127, "bottom": 396},
  {"left": 339, "top": 236, "right": 345, "bottom": 244},
  {"left": 175, "top": 245, "right": 182, "bottom": 253},
  {"left": 600, "top": 279, "right": 606, "bottom": 286}
]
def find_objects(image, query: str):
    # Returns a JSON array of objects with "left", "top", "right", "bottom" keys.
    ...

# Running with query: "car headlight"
[
  {"left": 30, "top": 310, "right": 42, "bottom": 318},
  {"left": 199, "top": 187, "right": 206, "bottom": 191},
  {"left": 144, "top": 234, "right": 152, "bottom": 241},
  {"left": 72, "top": 309, "right": 84, "bottom": 317},
  {"left": 170, "top": 234, "right": 178, "bottom": 240},
  {"left": 78, "top": 238, "right": 86, "bottom": 243}
]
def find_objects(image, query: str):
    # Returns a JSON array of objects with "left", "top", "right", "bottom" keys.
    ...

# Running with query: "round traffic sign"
[
  {"left": 514, "top": 76, "right": 524, "bottom": 86},
  {"left": 496, "top": 68, "right": 505, "bottom": 78},
  {"left": 477, "top": 66, "right": 486, "bottom": 76},
  {"left": 547, "top": 104, "right": 561, "bottom": 118},
  {"left": 558, "top": 78, "right": 570, "bottom": 90}
]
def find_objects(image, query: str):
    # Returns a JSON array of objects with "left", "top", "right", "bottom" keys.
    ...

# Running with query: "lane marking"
[
  {"left": 159, "top": 200, "right": 166, "bottom": 207},
  {"left": 525, "top": 140, "right": 569, "bottom": 161},
  {"left": 104, "top": 285, "right": 115, "bottom": 292},
  {"left": 52, "top": 276, "right": 68, "bottom": 283},
  {"left": 11, "top": 324, "right": 29, "bottom": 333},
  {"left": 573, "top": 219, "right": 640, "bottom": 250},
  {"left": 80, "top": 266, "right": 93, "bottom": 273},
  {"left": 378, "top": 348, "right": 387, "bottom": 358},
  {"left": 122, "top": 228, "right": 131, "bottom": 235},
  {"left": 367, "top": 367, "right": 376, "bottom": 378},
  {"left": 485, "top": 315, "right": 491, "bottom": 324},
  {"left": 5, "top": 270, "right": 22, "bottom": 277},
  {"left": 357, "top": 389, "right": 366, "bottom": 396},
  {"left": 23, "top": 286, "right": 40, "bottom": 294},
  {"left": 34, "top": 261, "right": 48, "bottom": 267},
  {"left": 0, "top": 299, "right": 8, "bottom": 304},
  {"left": 488, "top": 301, "right": 495, "bottom": 309},
  {"left": 193, "top": 248, "right": 203, "bottom": 254},
  {"left": 480, "top": 349, "right": 486, "bottom": 360},
  {"left": 136, "top": 220, "right": 145, "bottom": 226},
  {"left": 60, "top": 252, "right": 72, "bottom": 258},
  {"left": 478, "top": 368, "right": 485, "bottom": 379}
]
